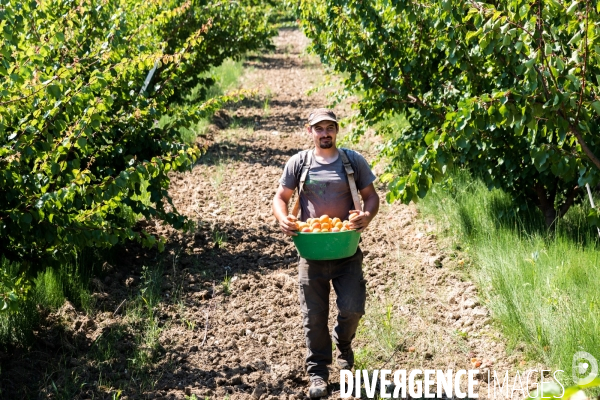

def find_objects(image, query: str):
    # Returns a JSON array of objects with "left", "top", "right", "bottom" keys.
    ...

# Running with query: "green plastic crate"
[{"left": 292, "top": 230, "right": 361, "bottom": 260}]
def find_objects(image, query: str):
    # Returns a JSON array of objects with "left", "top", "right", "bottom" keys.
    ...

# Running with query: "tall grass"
[
  {"left": 203, "top": 58, "right": 245, "bottom": 99},
  {"left": 419, "top": 169, "right": 600, "bottom": 386},
  {"left": 172, "top": 58, "right": 247, "bottom": 144},
  {"left": 0, "top": 252, "right": 98, "bottom": 348},
  {"left": 90, "top": 263, "right": 164, "bottom": 391}
]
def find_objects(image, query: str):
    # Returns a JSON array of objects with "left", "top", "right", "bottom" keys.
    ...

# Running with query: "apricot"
[{"left": 289, "top": 216, "right": 358, "bottom": 234}]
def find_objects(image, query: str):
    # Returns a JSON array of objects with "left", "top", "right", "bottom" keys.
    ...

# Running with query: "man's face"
[{"left": 308, "top": 120, "right": 338, "bottom": 149}]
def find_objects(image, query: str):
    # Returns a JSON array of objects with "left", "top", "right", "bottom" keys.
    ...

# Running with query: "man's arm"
[
  {"left": 348, "top": 183, "right": 379, "bottom": 232},
  {"left": 272, "top": 184, "right": 299, "bottom": 236}
]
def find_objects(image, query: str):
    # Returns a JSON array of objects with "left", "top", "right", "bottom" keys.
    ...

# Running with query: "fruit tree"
[
  {"left": 0, "top": 0, "right": 275, "bottom": 310},
  {"left": 299, "top": 0, "right": 600, "bottom": 227}
]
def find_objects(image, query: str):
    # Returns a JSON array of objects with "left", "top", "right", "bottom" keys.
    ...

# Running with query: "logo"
[{"left": 572, "top": 351, "right": 598, "bottom": 386}]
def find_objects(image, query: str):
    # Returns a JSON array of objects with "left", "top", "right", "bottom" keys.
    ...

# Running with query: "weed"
[
  {"left": 34, "top": 268, "right": 65, "bottom": 309},
  {"left": 455, "top": 330, "right": 469, "bottom": 339},
  {"left": 419, "top": 168, "right": 600, "bottom": 388},
  {"left": 222, "top": 272, "right": 232, "bottom": 296},
  {"left": 183, "top": 318, "right": 196, "bottom": 331},
  {"left": 354, "top": 347, "right": 375, "bottom": 371},
  {"left": 138, "top": 264, "right": 162, "bottom": 308},
  {"left": 204, "top": 59, "right": 245, "bottom": 98},
  {"left": 263, "top": 97, "right": 271, "bottom": 117},
  {"left": 1, "top": 248, "right": 101, "bottom": 348},
  {"left": 209, "top": 161, "right": 226, "bottom": 190},
  {"left": 212, "top": 228, "right": 228, "bottom": 248},
  {"left": 383, "top": 304, "right": 393, "bottom": 330},
  {"left": 353, "top": 300, "right": 405, "bottom": 371},
  {"left": 262, "top": 87, "right": 272, "bottom": 118}
]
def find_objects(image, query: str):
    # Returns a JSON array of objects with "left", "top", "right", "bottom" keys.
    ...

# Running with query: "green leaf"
[
  {"left": 553, "top": 94, "right": 561, "bottom": 106},
  {"left": 46, "top": 84, "right": 61, "bottom": 99},
  {"left": 499, "top": 105, "right": 508, "bottom": 117},
  {"left": 108, "top": 234, "right": 118, "bottom": 245},
  {"left": 554, "top": 57, "right": 565, "bottom": 71},
  {"left": 568, "top": 31, "right": 582, "bottom": 46},
  {"left": 425, "top": 131, "right": 436, "bottom": 145},
  {"left": 21, "top": 213, "right": 33, "bottom": 225}
]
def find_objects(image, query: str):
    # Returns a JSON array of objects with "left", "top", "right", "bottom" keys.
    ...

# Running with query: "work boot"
[
  {"left": 309, "top": 377, "right": 328, "bottom": 398},
  {"left": 336, "top": 346, "right": 354, "bottom": 369}
]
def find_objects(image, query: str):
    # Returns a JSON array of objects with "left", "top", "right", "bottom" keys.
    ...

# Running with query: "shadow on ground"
[
  {"left": 197, "top": 138, "right": 301, "bottom": 170},
  {"left": 0, "top": 215, "right": 298, "bottom": 398}
]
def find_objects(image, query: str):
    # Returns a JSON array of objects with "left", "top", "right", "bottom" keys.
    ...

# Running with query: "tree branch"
[
  {"left": 574, "top": 0, "right": 590, "bottom": 126},
  {"left": 569, "top": 125, "right": 600, "bottom": 170},
  {"left": 558, "top": 185, "right": 580, "bottom": 218}
]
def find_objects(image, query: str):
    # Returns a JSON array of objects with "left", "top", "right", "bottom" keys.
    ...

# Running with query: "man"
[{"left": 272, "top": 108, "right": 379, "bottom": 398}]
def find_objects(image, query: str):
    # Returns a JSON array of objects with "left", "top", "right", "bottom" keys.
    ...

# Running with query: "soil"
[{"left": 0, "top": 28, "right": 534, "bottom": 400}]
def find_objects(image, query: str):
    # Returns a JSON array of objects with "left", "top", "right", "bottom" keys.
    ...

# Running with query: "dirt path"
[
  {"left": 153, "top": 28, "right": 531, "bottom": 399},
  {"left": 0, "top": 28, "right": 531, "bottom": 400}
]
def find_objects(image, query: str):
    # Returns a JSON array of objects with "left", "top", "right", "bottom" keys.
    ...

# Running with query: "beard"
[{"left": 319, "top": 137, "right": 333, "bottom": 149}]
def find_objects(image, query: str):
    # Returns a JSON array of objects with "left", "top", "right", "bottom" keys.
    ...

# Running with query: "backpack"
[{"left": 290, "top": 148, "right": 362, "bottom": 217}]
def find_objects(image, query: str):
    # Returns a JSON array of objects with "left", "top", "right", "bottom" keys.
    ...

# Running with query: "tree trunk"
[
  {"left": 533, "top": 183, "right": 557, "bottom": 227},
  {"left": 533, "top": 183, "right": 579, "bottom": 228}
]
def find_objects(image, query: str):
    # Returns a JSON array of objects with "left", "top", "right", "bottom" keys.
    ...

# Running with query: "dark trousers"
[{"left": 298, "top": 248, "right": 366, "bottom": 380}]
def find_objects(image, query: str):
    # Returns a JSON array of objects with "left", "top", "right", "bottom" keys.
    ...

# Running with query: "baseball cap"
[{"left": 307, "top": 108, "right": 338, "bottom": 126}]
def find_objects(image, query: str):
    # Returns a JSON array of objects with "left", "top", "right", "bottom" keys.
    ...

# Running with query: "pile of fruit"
[{"left": 293, "top": 214, "right": 357, "bottom": 233}]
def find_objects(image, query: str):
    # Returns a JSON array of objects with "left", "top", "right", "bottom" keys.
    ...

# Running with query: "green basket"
[{"left": 292, "top": 230, "right": 361, "bottom": 260}]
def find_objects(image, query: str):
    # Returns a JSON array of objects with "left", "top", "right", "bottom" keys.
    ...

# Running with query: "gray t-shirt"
[{"left": 279, "top": 149, "right": 376, "bottom": 222}]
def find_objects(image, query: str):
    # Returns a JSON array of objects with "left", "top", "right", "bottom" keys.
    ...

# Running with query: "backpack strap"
[
  {"left": 338, "top": 148, "right": 362, "bottom": 212},
  {"left": 291, "top": 150, "right": 312, "bottom": 217}
]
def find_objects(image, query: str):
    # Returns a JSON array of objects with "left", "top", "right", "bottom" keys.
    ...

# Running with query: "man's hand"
[
  {"left": 348, "top": 210, "right": 373, "bottom": 232},
  {"left": 273, "top": 185, "right": 299, "bottom": 236},
  {"left": 279, "top": 214, "right": 299, "bottom": 236}
]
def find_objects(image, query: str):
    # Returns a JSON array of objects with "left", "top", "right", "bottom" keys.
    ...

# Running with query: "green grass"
[
  {"left": 0, "top": 254, "right": 96, "bottom": 348},
  {"left": 210, "top": 160, "right": 227, "bottom": 190},
  {"left": 221, "top": 272, "right": 232, "bottom": 296},
  {"left": 354, "top": 301, "right": 405, "bottom": 371},
  {"left": 418, "top": 168, "right": 600, "bottom": 388},
  {"left": 89, "top": 262, "right": 165, "bottom": 394},
  {"left": 160, "top": 58, "right": 248, "bottom": 145},
  {"left": 127, "top": 264, "right": 164, "bottom": 370},
  {"left": 182, "top": 58, "right": 246, "bottom": 144},
  {"left": 349, "top": 300, "right": 406, "bottom": 400},
  {"left": 204, "top": 58, "right": 245, "bottom": 99},
  {"left": 34, "top": 268, "right": 66, "bottom": 309}
]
